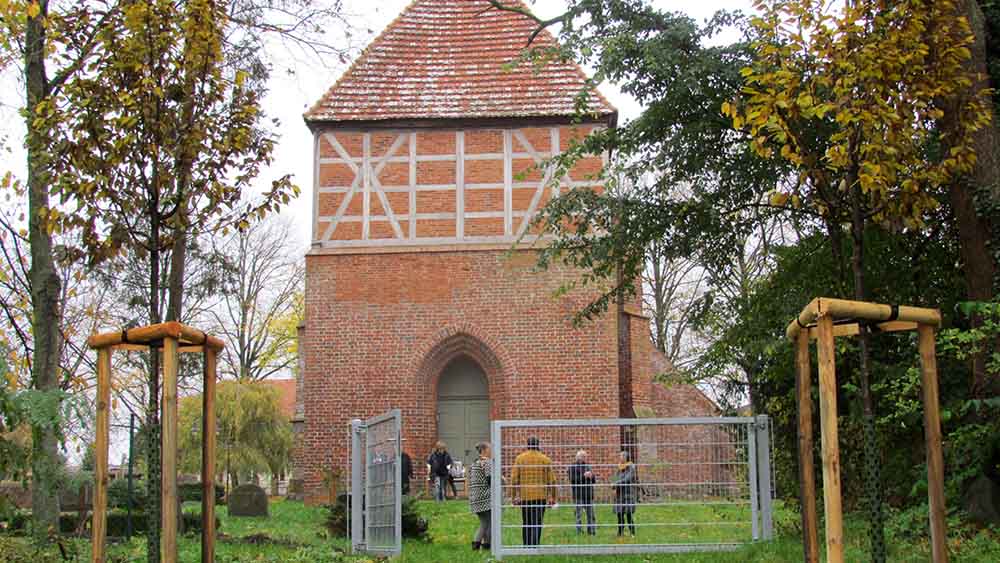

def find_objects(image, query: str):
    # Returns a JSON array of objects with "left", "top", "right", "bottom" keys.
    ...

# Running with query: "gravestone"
[
  {"left": 963, "top": 475, "right": 1000, "bottom": 526},
  {"left": 228, "top": 484, "right": 268, "bottom": 517},
  {"left": 287, "top": 478, "right": 305, "bottom": 501}
]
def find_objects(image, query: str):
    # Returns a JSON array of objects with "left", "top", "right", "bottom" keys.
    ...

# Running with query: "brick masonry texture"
[{"left": 296, "top": 247, "right": 721, "bottom": 503}]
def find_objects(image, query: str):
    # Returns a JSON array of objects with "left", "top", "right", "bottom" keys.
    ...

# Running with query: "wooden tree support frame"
[
  {"left": 87, "top": 322, "right": 225, "bottom": 563},
  {"left": 786, "top": 298, "right": 948, "bottom": 563}
]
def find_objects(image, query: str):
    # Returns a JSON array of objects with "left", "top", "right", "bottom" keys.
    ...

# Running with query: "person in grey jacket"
[
  {"left": 613, "top": 450, "right": 638, "bottom": 537},
  {"left": 567, "top": 449, "right": 596, "bottom": 535},
  {"left": 467, "top": 442, "right": 493, "bottom": 551}
]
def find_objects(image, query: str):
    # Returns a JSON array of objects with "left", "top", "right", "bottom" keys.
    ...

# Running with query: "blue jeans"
[
  {"left": 433, "top": 475, "right": 447, "bottom": 501},
  {"left": 575, "top": 503, "right": 596, "bottom": 535}
]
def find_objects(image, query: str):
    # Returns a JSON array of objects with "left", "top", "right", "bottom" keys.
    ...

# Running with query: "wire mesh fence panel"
[
  {"left": 350, "top": 409, "right": 402, "bottom": 556},
  {"left": 490, "top": 417, "right": 773, "bottom": 558}
]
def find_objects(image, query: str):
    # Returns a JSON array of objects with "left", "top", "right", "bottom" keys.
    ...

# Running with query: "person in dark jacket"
[
  {"left": 426, "top": 441, "right": 453, "bottom": 502},
  {"left": 401, "top": 451, "right": 414, "bottom": 495},
  {"left": 613, "top": 450, "right": 638, "bottom": 536},
  {"left": 567, "top": 449, "right": 596, "bottom": 535}
]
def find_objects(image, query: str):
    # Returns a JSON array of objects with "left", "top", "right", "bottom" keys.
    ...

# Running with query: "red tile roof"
[
  {"left": 260, "top": 379, "right": 296, "bottom": 420},
  {"left": 305, "top": 0, "right": 616, "bottom": 123}
]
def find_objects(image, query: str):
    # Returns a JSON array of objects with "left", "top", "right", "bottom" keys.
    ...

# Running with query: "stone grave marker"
[{"left": 228, "top": 484, "right": 268, "bottom": 517}]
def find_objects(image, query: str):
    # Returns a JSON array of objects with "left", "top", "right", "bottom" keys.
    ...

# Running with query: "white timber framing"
[
  {"left": 503, "top": 130, "right": 513, "bottom": 236},
  {"left": 362, "top": 133, "right": 371, "bottom": 239},
  {"left": 409, "top": 132, "right": 417, "bottom": 239},
  {"left": 456, "top": 130, "right": 465, "bottom": 239},
  {"left": 311, "top": 131, "right": 320, "bottom": 243},
  {"left": 313, "top": 126, "right": 601, "bottom": 248}
]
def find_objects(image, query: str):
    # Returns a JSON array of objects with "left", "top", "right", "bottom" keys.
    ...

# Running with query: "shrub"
[
  {"left": 0, "top": 509, "right": 218, "bottom": 538},
  {"left": 108, "top": 478, "right": 148, "bottom": 509},
  {"left": 178, "top": 482, "right": 224, "bottom": 504},
  {"left": 324, "top": 493, "right": 428, "bottom": 541}
]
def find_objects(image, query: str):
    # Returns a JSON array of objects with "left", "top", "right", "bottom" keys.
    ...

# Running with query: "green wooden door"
[{"left": 437, "top": 399, "right": 490, "bottom": 469}]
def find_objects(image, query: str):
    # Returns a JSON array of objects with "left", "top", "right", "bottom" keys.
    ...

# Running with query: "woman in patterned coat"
[
  {"left": 467, "top": 441, "right": 493, "bottom": 550},
  {"left": 613, "top": 450, "right": 638, "bottom": 536}
]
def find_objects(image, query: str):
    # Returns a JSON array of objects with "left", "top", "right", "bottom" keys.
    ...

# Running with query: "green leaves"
[
  {"left": 45, "top": 0, "right": 298, "bottom": 268},
  {"left": 731, "top": 0, "right": 989, "bottom": 227},
  {"left": 177, "top": 380, "right": 293, "bottom": 478}
]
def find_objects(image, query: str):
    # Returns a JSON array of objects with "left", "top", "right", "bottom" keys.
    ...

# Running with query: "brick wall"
[{"left": 298, "top": 249, "right": 621, "bottom": 503}]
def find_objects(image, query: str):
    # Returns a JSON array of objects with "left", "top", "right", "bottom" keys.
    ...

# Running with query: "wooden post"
[
  {"left": 918, "top": 324, "right": 949, "bottom": 563},
  {"left": 92, "top": 348, "right": 112, "bottom": 563},
  {"left": 201, "top": 349, "right": 218, "bottom": 563},
  {"left": 162, "top": 337, "right": 179, "bottom": 563},
  {"left": 815, "top": 314, "right": 844, "bottom": 563},
  {"left": 795, "top": 331, "right": 820, "bottom": 563}
]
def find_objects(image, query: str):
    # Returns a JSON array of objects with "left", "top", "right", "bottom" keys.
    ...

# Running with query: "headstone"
[
  {"left": 286, "top": 479, "right": 305, "bottom": 501},
  {"left": 228, "top": 484, "right": 269, "bottom": 517},
  {"left": 963, "top": 474, "right": 1000, "bottom": 526}
]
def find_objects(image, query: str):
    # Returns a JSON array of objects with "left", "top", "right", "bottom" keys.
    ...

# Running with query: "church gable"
[{"left": 306, "top": 0, "right": 616, "bottom": 250}]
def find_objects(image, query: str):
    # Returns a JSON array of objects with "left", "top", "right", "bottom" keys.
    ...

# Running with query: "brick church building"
[{"left": 292, "top": 0, "right": 717, "bottom": 503}]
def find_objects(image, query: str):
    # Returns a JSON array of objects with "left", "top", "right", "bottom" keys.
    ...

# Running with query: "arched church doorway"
[{"left": 436, "top": 356, "right": 490, "bottom": 471}]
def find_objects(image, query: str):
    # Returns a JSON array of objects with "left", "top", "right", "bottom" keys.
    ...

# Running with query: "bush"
[
  {"left": 178, "top": 482, "right": 224, "bottom": 504},
  {"left": 0, "top": 509, "right": 218, "bottom": 538},
  {"left": 325, "top": 493, "right": 428, "bottom": 541},
  {"left": 108, "top": 478, "right": 148, "bottom": 510}
]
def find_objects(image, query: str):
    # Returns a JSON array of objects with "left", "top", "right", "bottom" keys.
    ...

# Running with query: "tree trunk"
[
  {"left": 146, "top": 196, "right": 162, "bottom": 563},
  {"left": 850, "top": 188, "right": 886, "bottom": 563},
  {"left": 952, "top": 0, "right": 999, "bottom": 397},
  {"left": 24, "top": 1, "right": 64, "bottom": 545},
  {"left": 165, "top": 233, "right": 186, "bottom": 323}
]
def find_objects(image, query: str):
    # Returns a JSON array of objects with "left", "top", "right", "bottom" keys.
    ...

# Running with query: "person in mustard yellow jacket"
[{"left": 510, "top": 436, "right": 556, "bottom": 546}]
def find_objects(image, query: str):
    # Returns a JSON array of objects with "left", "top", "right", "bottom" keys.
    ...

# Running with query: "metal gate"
[
  {"left": 489, "top": 416, "right": 773, "bottom": 558},
  {"left": 350, "top": 409, "right": 402, "bottom": 556}
]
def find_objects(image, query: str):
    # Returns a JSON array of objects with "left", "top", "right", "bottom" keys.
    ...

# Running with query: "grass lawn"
[{"left": 3, "top": 497, "right": 1000, "bottom": 561}]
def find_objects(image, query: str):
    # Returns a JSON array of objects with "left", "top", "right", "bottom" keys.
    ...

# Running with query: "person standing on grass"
[
  {"left": 426, "top": 442, "right": 453, "bottom": 502},
  {"left": 468, "top": 441, "right": 493, "bottom": 551},
  {"left": 401, "top": 450, "right": 414, "bottom": 496},
  {"left": 568, "top": 449, "right": 597, "bottom": 535},
  {"left": 613, "top": 450, "right": 638, "bottom": 537},
  {"left": 510, "top": 436, "right": 556, "bottom": 546}
]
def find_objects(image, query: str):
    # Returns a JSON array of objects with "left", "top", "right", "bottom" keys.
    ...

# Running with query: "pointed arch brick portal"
[{"left": 419, "top": 331, "right": 504, "bottom": 468}]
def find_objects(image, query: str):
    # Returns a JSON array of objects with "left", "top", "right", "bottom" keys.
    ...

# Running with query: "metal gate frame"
[
  {"left": 489, "top": 415, "right": 773, "bottom": 559},
  {"left": 350, "top": 409, "right": 402, "bottom": 556}
]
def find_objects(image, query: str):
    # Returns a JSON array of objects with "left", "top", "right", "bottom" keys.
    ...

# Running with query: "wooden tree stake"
[
  {"left": 92, "top": 348, "right": 111, "bottom": 563},
  {"left": 795, "top": 331, "right": 820, "bottom": 562},
  {"left": 162, "top": 337, "right": 179, "bottom": 563},
  {"left": 918, "top": 324, "right": 949, "bottom": 563},
  {"left": 816, "top": 314, "right": 844, "bottom": 563},
  {"left": 202, "top": 349, "right": 218, "bottom": 562}
]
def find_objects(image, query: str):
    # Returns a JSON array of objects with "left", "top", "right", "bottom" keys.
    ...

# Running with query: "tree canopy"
[{"left": 177, "top": 380, "right": 293, "bottom": 489}]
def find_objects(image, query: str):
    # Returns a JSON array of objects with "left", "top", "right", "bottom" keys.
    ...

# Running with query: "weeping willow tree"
[{"left": 177, "top": 380, "right": 292, "bottom": 494}]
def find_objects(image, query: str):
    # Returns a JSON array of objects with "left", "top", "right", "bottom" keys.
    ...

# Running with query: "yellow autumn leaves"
[{"left": 724, "top": 0, "right": 991, "bottom": 229}]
